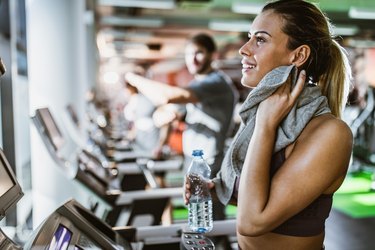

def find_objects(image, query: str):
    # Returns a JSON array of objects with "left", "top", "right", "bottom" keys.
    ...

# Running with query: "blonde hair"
[{"left": 319, "top": 40, "right": 351, "bottom": 118}]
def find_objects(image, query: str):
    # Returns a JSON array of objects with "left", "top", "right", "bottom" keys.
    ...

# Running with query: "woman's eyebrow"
[{"left": 248, "top": 31, "right": 272, "bottom": 37}]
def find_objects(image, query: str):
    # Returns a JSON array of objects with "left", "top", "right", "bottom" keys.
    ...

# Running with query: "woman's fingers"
[
  {"left": 207, "top": 180, "right": 215, "bottom": 190},
  {"left": 184, "top": 179, "right": 214, "bottom": 205},
  {"left": 257, "top": 69, "right": 307, "bottom": 128},
  {"left": 184, "top": 178, "right": 191, "bottom": 205},
  {"left": 291, "top": 70, "right": 306, "bottom": 101}
]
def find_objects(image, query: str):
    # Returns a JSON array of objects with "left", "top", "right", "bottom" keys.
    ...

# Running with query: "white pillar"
[{"left": 27, "top": 0, "right": 96, "bottom": 227}]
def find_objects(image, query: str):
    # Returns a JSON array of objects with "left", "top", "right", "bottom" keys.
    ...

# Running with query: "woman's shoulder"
[
  {"left": 285, "top": 113, "right": 353, "bottom": 189},
  {"left": 312, "top": 113, "right": 352, "bottom": 133},
  {"left": 299, "top": 113, "right": 353, "bottom": 147}
]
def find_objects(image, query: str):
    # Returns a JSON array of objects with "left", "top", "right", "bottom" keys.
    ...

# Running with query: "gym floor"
[
  {"left": 325, "top": 209, "right": 375, "bottom": 250},
  {"left": 224, "top": 207, "right": 375, "bottom": 250}
]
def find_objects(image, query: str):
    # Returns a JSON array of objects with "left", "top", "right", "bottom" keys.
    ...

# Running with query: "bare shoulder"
[
  {"left": 289, "top": 113, "right": 353, "bottom": 192},
  {"left": 289, "top": 113, "right": 353, "bottom": 165},
  {"left": 309, "top": 114, "right": 352, "bottom": 142}
]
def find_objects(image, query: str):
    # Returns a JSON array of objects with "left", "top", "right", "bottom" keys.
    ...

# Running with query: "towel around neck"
[{"left": 231, "top": 64, "right": 331, "bottom": 174}]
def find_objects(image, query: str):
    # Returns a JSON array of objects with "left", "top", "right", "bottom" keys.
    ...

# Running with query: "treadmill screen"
[
  {"left": 38, "top": 108, "right": 64, "bottom": 151},
  {"left": 48, "top": 224, "right": 72, "bottom": 250},
  {"left": 0, "top": 159, "right": 15, "bottom": 197}
]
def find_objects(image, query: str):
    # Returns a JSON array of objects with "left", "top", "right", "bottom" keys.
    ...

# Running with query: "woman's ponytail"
[{"left": 319, "top": 40, "right": 352, "bottom": 118}]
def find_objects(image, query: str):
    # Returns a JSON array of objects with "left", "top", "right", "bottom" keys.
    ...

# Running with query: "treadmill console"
[
  {"left": 24, "top": 199, "right": 131, "bottom": 250},
  {"left": 180, "top": 232, "right": 215, "bottom": 250},
  {"left": 33, "top": 107, "right": 65, "bottom": 152},
  {"left": 0, "top": 149, "right": 24, "bottom": 220},
  {"left": 0, "top": 148, "right": 24, "bottom": 249}
]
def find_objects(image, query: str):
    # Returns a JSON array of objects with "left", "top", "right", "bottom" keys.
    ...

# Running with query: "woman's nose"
[{"left": 239, "top": 40, "right": 252, "bottom": 57}]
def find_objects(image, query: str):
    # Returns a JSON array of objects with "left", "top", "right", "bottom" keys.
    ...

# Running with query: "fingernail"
[{"left": 301, "top": 70, "right": 306, "bottom": 76}]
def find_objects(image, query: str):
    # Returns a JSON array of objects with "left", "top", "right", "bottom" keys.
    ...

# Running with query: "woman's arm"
[
  {"left": 125, "top": 72, "right": 199, "bottom": 106},
  {"left": 236, "top": 72, "right": 353, "bottom": 236}
]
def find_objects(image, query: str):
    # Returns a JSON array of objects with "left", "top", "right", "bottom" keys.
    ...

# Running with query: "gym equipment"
[
  {"left": 180, "top": 232, "right": 215, "bottom": 250},
  {"left": 115, "top": 219, "right": 236, "bottom": 250},
  {"left": 31, "top": 107, "right": 183, "bottom": 227},
  {"left": 24, "top": 199, "right": 132, "bottom": 250},
  {"left": 0, "top": 149, "right": 23, "bottom": 249},
  {"left": 0, "top": 57, "right": 5, "bottom": 76},
  {"left": 349, "top": 86, "right": 375, "bottom": 189},
  {"left": 0, "top": 146, "right": 131, "bottom": 249},
  {"left": 0, "top": 139, "right": 236, "bottom": 249}
]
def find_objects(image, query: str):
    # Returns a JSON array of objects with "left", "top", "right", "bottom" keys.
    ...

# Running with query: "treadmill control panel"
[{"left": 180, "top": 232, "right": 215, "bottom": 250}]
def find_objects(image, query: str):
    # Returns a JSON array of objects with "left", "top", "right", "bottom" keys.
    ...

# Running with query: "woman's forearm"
[
  {"left": 126, "top": 73, "right": 170, "bottom": 106},
  {"left": 237, "top": 124, "right": 276, "bottom": 233},
  {"left": 125, "top": 72, "right": 197, "bottom": 105}
]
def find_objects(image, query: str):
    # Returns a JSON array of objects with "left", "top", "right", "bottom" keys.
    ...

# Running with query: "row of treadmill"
[{"left": 0, "top": 101, "right": 236, "bottom": 250}]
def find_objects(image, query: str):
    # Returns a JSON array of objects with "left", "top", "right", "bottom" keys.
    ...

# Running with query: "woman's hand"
[
  {"left": 184, "top": 176, "right": 215, "bottom": 205},
  {"left": 257, "top": 70, "right": 306, "bottom": 130}
]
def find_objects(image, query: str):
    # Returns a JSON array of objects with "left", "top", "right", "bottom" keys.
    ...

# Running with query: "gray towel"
[
  {"left": 214, "top": 65, "right": 331, "bottom": 204},
  {"left": 232, "top": 64, "right": 331, "bottom": 174}
]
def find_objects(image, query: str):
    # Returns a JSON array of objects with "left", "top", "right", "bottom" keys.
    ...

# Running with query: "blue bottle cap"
[{"left": 192, "top": 149, "right": 204, "bottom": 156}]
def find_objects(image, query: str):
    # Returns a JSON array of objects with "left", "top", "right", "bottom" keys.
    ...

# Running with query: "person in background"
[
  {"left": 122, "top": 64, "right": 173, "bottom": 160},
  {"left": 125, "top": 33, "right": 239, "bottom": 240},
  {"left": 184, "top": 1, "right": 353, "bottom": 249}
]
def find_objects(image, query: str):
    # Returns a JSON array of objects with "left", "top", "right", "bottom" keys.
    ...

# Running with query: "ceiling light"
[
  {"left": 98, "top": 0, "right": 176, "bottom": 10},
  {"left": 333, "top": 25, "right": 359, "bottom": 36},
  {"left": 346, "top": 38, "right": 375, "bottom": 48},
  {"left": 209, "top": 19, "right": 252, "bottom": 32},
  {"left": 231, "top": 1, "right": 263, "bottom": 14},
  {"left": 101, "top": 16, "right": 164, "bottom": 28},
  {"left": 100, "top": 29, "right": 153, "bottom": 40},
  {"left": 349, "top": 7, "right": 375, "bottom": 20}
]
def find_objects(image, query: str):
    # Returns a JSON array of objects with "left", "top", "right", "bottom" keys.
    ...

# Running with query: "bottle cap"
[{"left": 192, "top": 149, "right": 203, "bottom": 157}]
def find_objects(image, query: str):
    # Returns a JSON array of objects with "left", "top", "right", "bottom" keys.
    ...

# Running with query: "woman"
[{"left": 184, "top": 0, "right": 353, "bottom": 249}]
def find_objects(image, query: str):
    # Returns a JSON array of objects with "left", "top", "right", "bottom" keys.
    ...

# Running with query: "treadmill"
[
  {"left": 63, "top": 104, "right": 184, "bottom": 176},
  {"left": 23, "top": 199, "right": 131, "bottom": 250},
  {"left": 0, "top": 59, "right": 235, "bottom": 249},
  {"left": 31, "top": 107, "right": 183, "bottom": 227},
  {"left": 0, "top": 141, "right": 235, "bottom": 250},
  {"left": 0, "top": 149, "right": 24, "bottom": 249},
  {"left": 0, "top": 145, "right": 132, "bottom": 249}
]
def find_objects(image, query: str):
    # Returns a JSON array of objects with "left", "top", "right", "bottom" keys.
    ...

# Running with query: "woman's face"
[{"left": 239, "top": 10, "right": 295, "bottom": 88}]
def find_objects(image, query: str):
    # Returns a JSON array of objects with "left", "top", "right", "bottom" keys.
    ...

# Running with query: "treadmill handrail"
[
  {"left": 114, "top": 156, "right": 183, "bottom": 174},
  {"left": 114, "top": 187, "right": 183, "bottom": 206},
  {"left": 114, "top": 219, "right": 237, "bottom": 243}
]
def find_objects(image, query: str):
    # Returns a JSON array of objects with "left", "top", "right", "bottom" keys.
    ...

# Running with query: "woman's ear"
[{"left": 291, "top": 45, "right": 310, "bottom": 67}]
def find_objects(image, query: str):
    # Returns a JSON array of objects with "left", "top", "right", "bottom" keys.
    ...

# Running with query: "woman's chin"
[{"left": 240, "top": 78, "right": 257, "bottom": 89}]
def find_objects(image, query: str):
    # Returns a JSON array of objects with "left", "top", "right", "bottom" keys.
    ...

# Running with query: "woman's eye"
[{"left": 256, "top": 37, "right": 265, "bottom": 44}]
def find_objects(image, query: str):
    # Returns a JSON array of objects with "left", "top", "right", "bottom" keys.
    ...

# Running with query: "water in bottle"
[{"left": 187, "top": 149, "right": 213, "bottom": 233}]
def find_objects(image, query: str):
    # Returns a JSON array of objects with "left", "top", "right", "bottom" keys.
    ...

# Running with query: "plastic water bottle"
[{"left": 187, "top": 149, "right": 213, "bottom": 233}]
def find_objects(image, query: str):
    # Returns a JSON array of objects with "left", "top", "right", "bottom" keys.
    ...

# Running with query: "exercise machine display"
[{"left": 24, "top": 199, "right": 132, "bottom": 250}]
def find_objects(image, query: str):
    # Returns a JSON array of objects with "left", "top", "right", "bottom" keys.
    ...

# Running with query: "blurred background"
[{"left": 1, "top": 0, "right": 375, "bottom": 249}]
